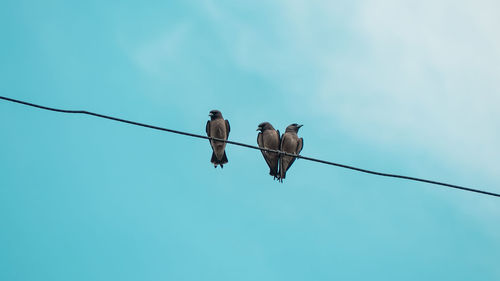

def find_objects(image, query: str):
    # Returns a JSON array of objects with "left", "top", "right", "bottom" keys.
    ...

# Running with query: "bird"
[
  {"left": 256, "top": 122, "right": 281, "bottom": 180},
  {"left": 206, "top": 110, "right": 230, "bottom": 168},
  {"left": 279, "top": 123, "right": 303, "bottom": 181}
]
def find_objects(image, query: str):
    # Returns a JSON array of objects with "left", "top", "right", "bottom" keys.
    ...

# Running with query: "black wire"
[{"left": 1, "top": 95, "right": 498, "bottom": 198}]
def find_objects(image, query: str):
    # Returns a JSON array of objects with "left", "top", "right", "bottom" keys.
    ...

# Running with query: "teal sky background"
[{"left": 1, "top": 1, "right": 499, "bottom": 280}]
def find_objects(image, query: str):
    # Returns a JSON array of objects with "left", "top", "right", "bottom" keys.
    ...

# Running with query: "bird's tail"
[
  {"left": 278, "top": 161, "right": 286, "bottom": 182},
  {"left": 211, "top": 151, "right": 228, "bottom": 168},
  {"left": 269, "top": 168, "right": 279, "bottom": 179}
]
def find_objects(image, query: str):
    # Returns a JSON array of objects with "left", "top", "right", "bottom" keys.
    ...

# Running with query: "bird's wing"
[
  {"left": 206, "top": 120, "right": 213, "bottom": 147},
  {"left": 279, "top": 133, "right": 285, "bottom": 180},
  {"left": 283, "top": 135, "right": 301, "bottom": 173},
  {"left": 257, "top": 131, "right": 264, "bottom": 147},
  {"left": 225, "top": 119, "right": 230, "bottom": 138},
  {"left": 206, "top": 120, "right": 211, "bottom": 136},
  {"left": 257, "top": 132, "right": 274, "bottom": 170},
  {"left": 297, "top": 138, "right": 303, "bottom": 155}
]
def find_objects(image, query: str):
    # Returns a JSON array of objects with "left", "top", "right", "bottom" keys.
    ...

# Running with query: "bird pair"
[
  {"left": 257, "top": 122, "right": 303, "bottom": 182},
  {"left": 206, "top": 109, "right": 303, "bottom": 182}
]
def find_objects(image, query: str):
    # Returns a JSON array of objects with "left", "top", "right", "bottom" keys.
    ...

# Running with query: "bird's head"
[
  {"left": 209, "top": 110, "right": 223, "bottom": 120},
  {"left": 285, "top": 123, "right": 303, "bottom": 133},
  {"left": 256, "top": 122, "right": 274, "bottom": 132}
]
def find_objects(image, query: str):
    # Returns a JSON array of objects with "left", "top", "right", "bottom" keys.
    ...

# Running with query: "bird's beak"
[
  {"left": 208, "top": 113, "right": 213, "bottom": 117},
  {"left": 298, "top": 124, "right": 303, "bottom": 128},
  {"left": 256, "top": 127, "right": 261, "bottom": 131}
]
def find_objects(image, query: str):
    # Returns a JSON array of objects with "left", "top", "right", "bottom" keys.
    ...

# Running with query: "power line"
[{"left": 1, "top": 95, "right": 498, "bottom": 198}]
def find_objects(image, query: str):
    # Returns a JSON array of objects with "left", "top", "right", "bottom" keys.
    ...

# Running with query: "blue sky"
[{"left": 1, "top": 0, "right": 499, "bottom": 280}]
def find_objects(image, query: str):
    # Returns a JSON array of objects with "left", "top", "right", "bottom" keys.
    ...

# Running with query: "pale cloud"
[{"left": 319, "top": 0, "right": 500, "bottom": 177}]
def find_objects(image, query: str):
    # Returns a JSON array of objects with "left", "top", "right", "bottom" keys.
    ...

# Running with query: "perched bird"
[
  {"left": 256, "top": 122, "right": 281, "bottom": 179},
  {"left": 279, "top": 123, "right": 303, "bottom": 181},
  {"left": 206, "top": 110, "right": 230, "bottom": 168}
]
